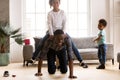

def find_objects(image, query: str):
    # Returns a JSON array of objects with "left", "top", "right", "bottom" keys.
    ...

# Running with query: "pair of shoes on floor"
[
  {"left": 96, "top": 64, "right": 105, "bottom": 69},
  {"left": 3, "top": 71, "right": 9, "bottom": 77},
  {"left": 80, "top": 62, "right": 88, "bottom": 68},
  {"left": 3, "top": 71, "right": 16, "bottom": 77}
]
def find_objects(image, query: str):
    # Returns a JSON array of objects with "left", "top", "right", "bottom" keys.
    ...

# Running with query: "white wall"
[
  {"left": 113, "top": 0, "right": 120, "bottom": 60},
  {"left": 91, "top": 0, "right": 120, "bottom": 60},
  {"left": 10, "top": 0, "right": 23, "bottom": 63},
  {"left": 10, "top": 0, "right": 119, "bottom": 62},
  {"left": 91, "top": 0, "right": 110, "bottom": 42}
]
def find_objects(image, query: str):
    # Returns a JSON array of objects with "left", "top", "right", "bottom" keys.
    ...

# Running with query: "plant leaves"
[
  {"left": 0, "top": 21, "right": 24, "bottom": 53},
  {"left": 11, "top": 34, "right": 22, "bottom": 38},
  {"left": 15, "top": 38, "right": 24, "bottom": 45},
  {"left": 0, "top": 27, "right": 9, "bottom": 37},
  {"left": 10, "top": 28, "right": 21, "bottom": 35}
]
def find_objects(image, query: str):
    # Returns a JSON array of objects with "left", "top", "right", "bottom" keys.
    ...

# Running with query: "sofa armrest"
[
  {"left": 106, "top": 43, "right": 113, "bottom": 47},
  {"left": 34, "top": 37, "right": 42, "bottom": 50},
  {"left": 117, "top": 53, "right": 120, "bottom": 62},
  {"left": 106, "top": 43, "right": 114, "bottom": 59}
]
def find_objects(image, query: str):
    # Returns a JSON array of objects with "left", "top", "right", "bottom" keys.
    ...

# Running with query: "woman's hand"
[{"left": 49, "top": 35, "right": 54, "bottom": 40}]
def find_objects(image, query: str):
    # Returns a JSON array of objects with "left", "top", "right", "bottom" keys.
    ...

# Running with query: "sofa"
[
  {"left": 71, "top": 37, "right": 114, "bottom": 65},
  {"left": 117, "top": 53, "right": 120, "bottom": 69},
  {"left": 23, "top": 37, "right": 114, "bottom": 66}
]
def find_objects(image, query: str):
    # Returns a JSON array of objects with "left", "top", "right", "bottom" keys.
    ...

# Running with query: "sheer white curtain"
[{"left": 22, "top": 0, "right": 90, "bottom": 38}]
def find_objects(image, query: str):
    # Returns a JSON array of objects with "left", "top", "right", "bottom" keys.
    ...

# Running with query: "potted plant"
[{"left": 0, "top": 21, "right": 23, "bottom": 66}]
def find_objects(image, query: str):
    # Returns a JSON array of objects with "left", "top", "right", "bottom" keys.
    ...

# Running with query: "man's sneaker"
[
  {"left": 96, "top": 64, "right": 105, "bottom": 69},
  {"left": 26, "top": 59, "right": 36, "bottom": 66},
  {"left": 31, "top": 59, "right": 36, "bottom": 63},
  {"left": 80, "top": 62, "right": 88, "bottom": 68}
]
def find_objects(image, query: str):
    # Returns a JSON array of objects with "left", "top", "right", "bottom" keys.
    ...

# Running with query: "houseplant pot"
[
  {"left": 0, "top": 53, "right": 9, "bottom": 66},
  {"left": 0, "top": 21, "right": 23, "bottom": 66}
]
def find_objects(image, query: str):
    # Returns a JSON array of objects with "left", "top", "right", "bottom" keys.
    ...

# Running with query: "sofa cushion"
[
  {"left": 72, "top": 37, "right": 98, "bottom": 49},
  {"left": 72, "top": 48, "right": 98, "bottom": 60},
  {"left": 79, "top": 48, "right": 98, "bottom": 59},
  {"left": 78, "top": 48, "right": 98, "bottom": 53}
]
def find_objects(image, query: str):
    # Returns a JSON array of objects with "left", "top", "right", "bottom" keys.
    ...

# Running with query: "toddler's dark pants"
[{"left": 98, "top": 44, "right": 107, "bottom": 65}]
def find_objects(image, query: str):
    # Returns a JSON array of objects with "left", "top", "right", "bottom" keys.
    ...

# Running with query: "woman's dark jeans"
[
  {"left": 66, "top": 34, "right": 83, "bottom": 62},
  {"left": 32, "top": 33, "right": 49, "bottom": 60}
]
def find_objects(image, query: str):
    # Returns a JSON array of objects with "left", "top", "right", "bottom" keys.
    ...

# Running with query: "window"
[{"left": 22, "top": 0, "right": 90, "bottom": 38}]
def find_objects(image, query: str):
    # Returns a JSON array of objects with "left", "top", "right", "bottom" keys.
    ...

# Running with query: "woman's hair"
[
  {"left": 49, "top": 0, "right": 60, "bottom": 8},
  {"left": 54, "top": 29, "right": 64, "bottom": 35},
  {"left": 99, "top": 19, "right": 107, "bottom": 27}
]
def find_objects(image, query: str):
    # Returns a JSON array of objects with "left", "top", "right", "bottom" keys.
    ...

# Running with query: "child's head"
[
  {"left": 98, "top": 19, "right": 107, "bottom": 30},
  {"left": 54, "top": 29, "right": 65, "bottom": 47},
  {"left": 49, "top": 0, "right": 60, "bottom": 9}
]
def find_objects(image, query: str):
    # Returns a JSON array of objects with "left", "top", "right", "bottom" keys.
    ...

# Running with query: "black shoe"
[
  {"left": 26, "top": 60, "right": 34, "bottom": 66},
  {"left": 3, "top": 71, "right": 9, "bottom": 77},
  {"left": 80, "top": 62, "right": 88, "bottom": 68},
  {"left": 96, "top": 64, "right": 105, "bottom": 69}
]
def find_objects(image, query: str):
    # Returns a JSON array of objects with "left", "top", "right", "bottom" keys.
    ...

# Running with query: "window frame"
[{"left": 21, "top": 0, "right": 91, "bottom": 38}]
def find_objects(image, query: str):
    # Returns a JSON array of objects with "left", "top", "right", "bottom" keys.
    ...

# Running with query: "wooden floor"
[{"left": 0, "top": 61, "right": 120, "bottom": 80}]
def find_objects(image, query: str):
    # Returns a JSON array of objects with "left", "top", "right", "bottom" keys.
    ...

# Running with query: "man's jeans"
[{"left": 47, "top": 48, "right": 67, "bottom": 74}]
